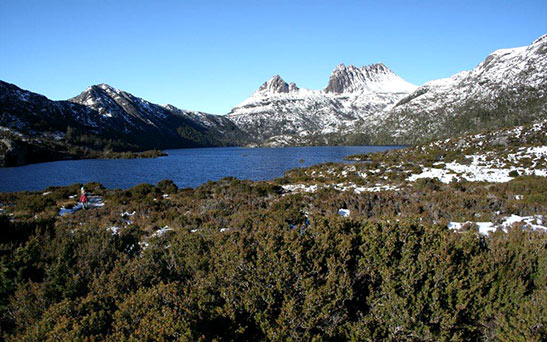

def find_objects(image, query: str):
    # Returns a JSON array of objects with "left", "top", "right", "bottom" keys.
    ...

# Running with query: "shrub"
[
  {"left": 509, "top": 170, "right": 520, "bottom": 177},
  {"left": 156, "top": 179, "right": 178, "bottom": 194}
]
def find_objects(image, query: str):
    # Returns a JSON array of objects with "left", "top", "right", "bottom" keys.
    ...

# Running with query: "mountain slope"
[
  {"left": 69, "top": 83, "right": 245, "bottom": 148},
  {"left": 227, "top": 35, "right": 547, "bottom": 146},
  {"left": 226, "top": 63, "right": 417, "bottom": 145},
  {"left": 374, "top": 35, "right": 547, "bottom": 144},
  {"left": 2, "top": 35, "right": 546, "bottom": 164},
  {"left": 0, "top": 81, "right": 245, "bottom": 166}
]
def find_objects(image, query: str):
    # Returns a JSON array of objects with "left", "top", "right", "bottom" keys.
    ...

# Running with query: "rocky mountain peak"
[
  {"left": 258, "top": 75, "right": 291, "bottom": 94},
  {"left": 83, "top": 83, "right": 113, "bottom": 93},
  {"left": 95, "top": 83, "right": 119, "bottom": 93},
  {"left": 289, "top": 82, "right": 299, "bottom": 92},
  {"left": 69, "top": 83, "right": 136, "bottom": 119},
  {"left": 325, "top": 62, "right": 401, "bottom": 94},
  {"left": 324, "top": 63, "right": 366, "bottom": 94},
  {"left": 361, "top": 63, "right": 392, "bottom": 77},
  {"left": 75, "top": 83, "right": 120, "bottom": 102}
]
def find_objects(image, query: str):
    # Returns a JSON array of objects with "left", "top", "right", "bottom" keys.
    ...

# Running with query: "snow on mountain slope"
[
  {"left": 376, "top": 34, "right": 547, "bottom": 144},
  {"left": 227, "top": 63, "right": 417, "bottom": 143},
  {"left": 325, "top": 63, "right": 417, "bottom": 94},
  {"left": 0, "top": 80, "right": 104, "bottom": 135},
  {"left": 228, "top": 35, "right": 547, "bottom": 146},
  {"left": 3, "top": 35, "right": 546, "bottom": 157}
]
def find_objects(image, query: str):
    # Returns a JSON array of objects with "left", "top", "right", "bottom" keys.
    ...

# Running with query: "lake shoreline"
[{"left": 0, "top": 145, "right": 405, "bottom": 192}]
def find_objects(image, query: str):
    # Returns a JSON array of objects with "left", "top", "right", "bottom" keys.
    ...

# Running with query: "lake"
[{"left": 0, "top": 146, "right": 404, "bottom": 192}]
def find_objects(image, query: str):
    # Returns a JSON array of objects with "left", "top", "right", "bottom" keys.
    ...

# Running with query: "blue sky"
[{"left": 1, "top": 0, "right": 545, "bottom": 114}]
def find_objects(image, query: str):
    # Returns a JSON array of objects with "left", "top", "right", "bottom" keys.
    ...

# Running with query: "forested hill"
[{"left": 0, "top": 81, "right": 247, "bottom": 166}]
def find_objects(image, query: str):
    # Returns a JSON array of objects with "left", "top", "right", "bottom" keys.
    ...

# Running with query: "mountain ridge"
[
  {"left": 226, "top": 62, "right": 417, "bottom": 143},
  {"left": 373, "top": 34, "right": 547, "bottom": 144},
  {"left": 0, "top": 81, "right": 246, "bottom": 166},
  {"left": 324, "top": 63, "right": 417, "bottom": 94},
  {"left": 1, "top": 34, "right": 546, "bottom": 165},
  {"left": 228, "top": 34, "right": 547, "bottom": 146}
]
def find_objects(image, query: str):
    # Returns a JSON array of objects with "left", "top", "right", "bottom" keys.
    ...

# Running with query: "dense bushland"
[{"left": 0, "top": 175, "right": 545, "bottom": 341}]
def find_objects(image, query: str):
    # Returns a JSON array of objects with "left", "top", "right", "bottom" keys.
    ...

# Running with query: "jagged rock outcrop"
[{"left": 257, "top": 75, "right": 292, "bottom": 93}]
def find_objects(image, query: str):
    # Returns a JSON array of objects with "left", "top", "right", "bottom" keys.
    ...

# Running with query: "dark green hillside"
[
  {"left": 0, "top": 81, "right": 247, "bottom": 166},
  {"left": 375, "top": 85, "right": 547, "bottom": 145}
]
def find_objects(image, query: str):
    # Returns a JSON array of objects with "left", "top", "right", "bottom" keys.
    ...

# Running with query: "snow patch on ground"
[
  {"left": 59, "top": 196, "right": 104, "bottom": 216},
  {"left": 282, "top": 182, "right": 399, "bottom": 194},
  {"left": 121, "top": 210, "right": 136, "bottom": 217},
  {"left": 154, "top": 225, "right": 173, "bottom": 237},
  {"left": 108, "top": 226, "right": 121, "bottom": 235},
  {"left": 408, "top": 146, "right": 547, "bottom": 183},
  {"left": 355, "top": 185, "right": 399, "bottom": 193},
  {"left": 282, "top": 184, "right": 319, "bottom": 193},
  {"left": 338, "top": 209, "right": 350, "bottom": 217},
  {"left": 449, "top": 215, "right": 546, "bottom": 234}
]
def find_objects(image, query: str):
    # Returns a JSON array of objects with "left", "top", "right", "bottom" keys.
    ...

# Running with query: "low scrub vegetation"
[
  {"left": 1, "top": 120, "right": 545, "bottom": 341},
  {"left": 0, "top": 171, "right": 545, "bottom": 341}
]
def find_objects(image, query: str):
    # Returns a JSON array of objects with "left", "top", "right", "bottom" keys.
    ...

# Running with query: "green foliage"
[
  {"left": 509, "top": 170, "right": 519, "bottom": 177},
  {"left": 177, "top": 125, "right": 211, "bottom": 146},
  {"left": 1, "top": 180, "right": 545, "bottom": 341},
  {"left": 15, "top": 194, "right": 56, "bottom": 213},
  {"left": 156, "top": 179, "right": 178, "bottom": 194},
  {"left": 129, "top": 183, "right": 158, "bottom": 198},
  {"left": 415, "top": 177, "right": 442, "bottom": 191},
  {"left": 1, "top": 135, "right": 546, "bottom": 341},
  {"left": 101, "top": 149, "right": 168, "bottom": 160}
]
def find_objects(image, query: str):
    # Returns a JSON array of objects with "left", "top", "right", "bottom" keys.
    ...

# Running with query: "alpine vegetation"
[
  {"left": 1, "top": 116, "right": 546, "bottom": 341},
  {"left": 2, "top": 0, "right": 547, "bottom": 340}
]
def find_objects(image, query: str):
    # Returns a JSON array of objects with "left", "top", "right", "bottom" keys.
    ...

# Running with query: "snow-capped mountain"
[
  {"left": 228, "top": 35, "right": 547, "bottom": 146},
  {"left": 2, "top": 35, "right": 546, "bottom": 164},
  {"left": 374, "top": 35, "right": 547, "bottom": 144},
  {"left": 227, "top": 63, "right": 417, "bottom": 144}
]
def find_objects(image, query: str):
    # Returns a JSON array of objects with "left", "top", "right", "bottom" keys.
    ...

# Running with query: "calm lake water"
[{"left": 0, "top": 146, "right": 404, "bottom": 192}]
